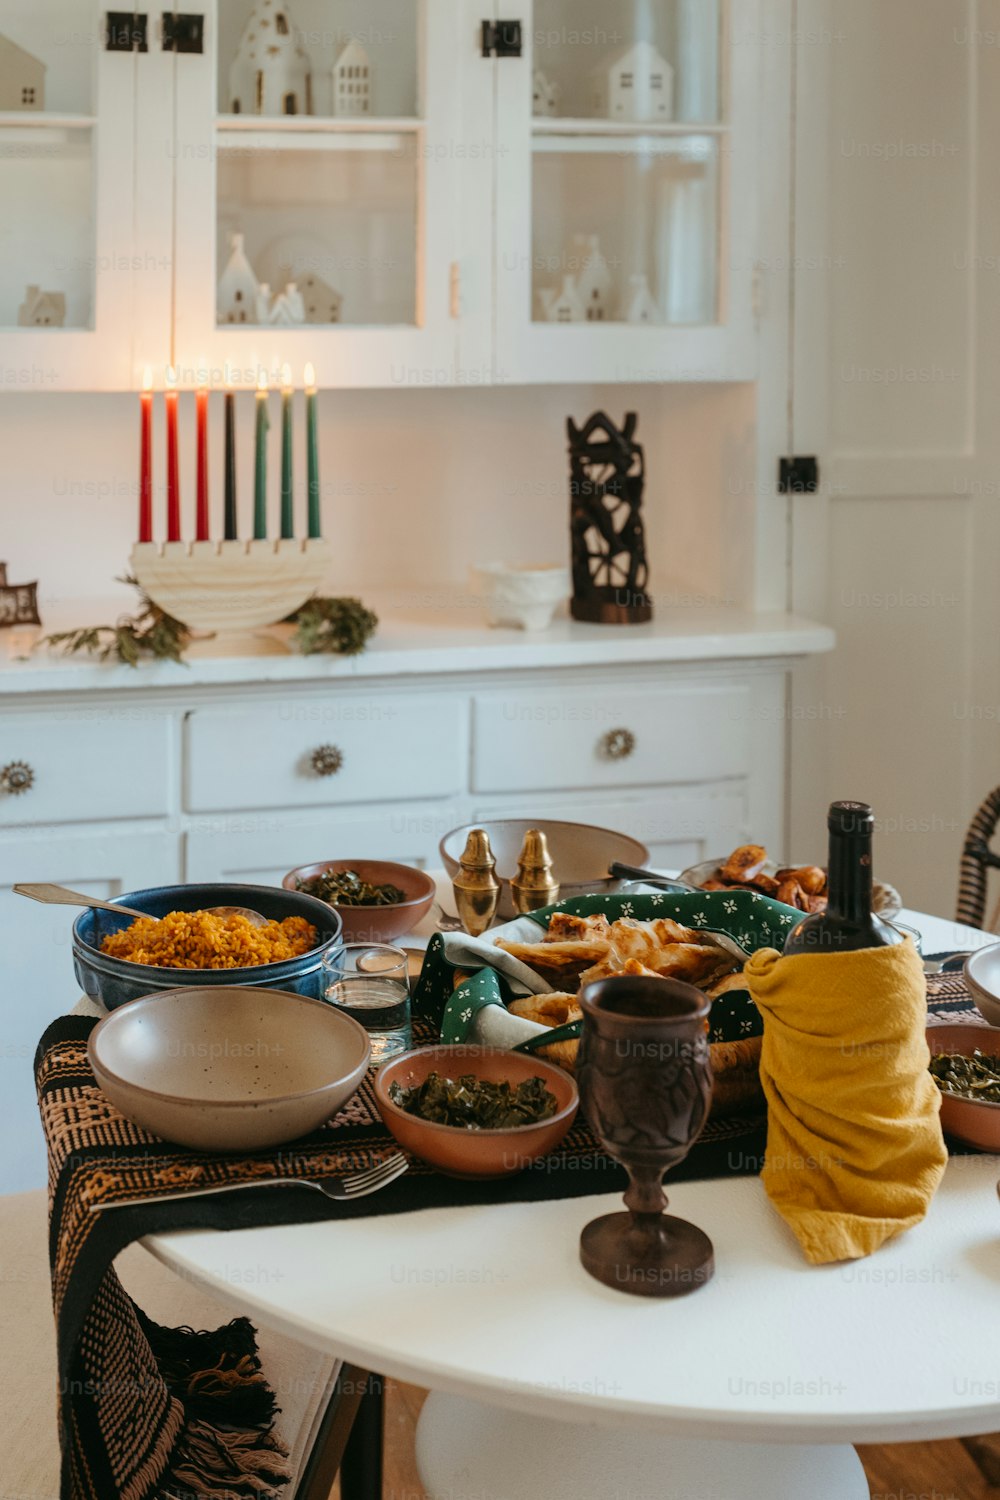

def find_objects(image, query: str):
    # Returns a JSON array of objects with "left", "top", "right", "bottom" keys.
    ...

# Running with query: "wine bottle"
[{"left": 783, "top": 801, "right": 903, "bottom": 955}]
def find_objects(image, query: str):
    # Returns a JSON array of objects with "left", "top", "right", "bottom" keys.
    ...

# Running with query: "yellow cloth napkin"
[{"left": 745, "top": 939, "right": 947, "bottom": 1264}]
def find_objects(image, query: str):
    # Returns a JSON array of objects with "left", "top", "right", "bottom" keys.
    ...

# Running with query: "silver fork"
[{"left": 88, "top": 1151, "right": 409, "bottom": 1212}]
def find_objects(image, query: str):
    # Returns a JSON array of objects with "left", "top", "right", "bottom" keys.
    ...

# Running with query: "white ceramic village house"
[
  {"left": 217, "top": 233, "right": 260, "bottom": 324},
  {"left": 572, "top": 234, "right": 611, "bottom": 322},
  {"left": 228, "top": 0, "right": 312, "bottom": 116},
  {"left": 0, "top": 32, "right": 44, "bottom": 110},
  {"left": 17, "top": 286, "right": 65, "bottom": 327},
  {"left": 332, "top": 39, "right": 371, "bottom": 117},
  {"left": 592, "top": 40, "right": 673, "bottom": 123}
]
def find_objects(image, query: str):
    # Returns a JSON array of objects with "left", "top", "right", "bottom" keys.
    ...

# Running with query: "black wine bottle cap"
[{"left": 828, "top": 800, "right": 873, "bottom": 834}]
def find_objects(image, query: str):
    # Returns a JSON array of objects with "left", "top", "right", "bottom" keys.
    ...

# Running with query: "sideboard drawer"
[
  {"left": 471, "top": 683, "right": 750, "bottom": 794},
  {"left": 0, "top": 709, "right": 172, "bottom": 826},
  {"left": 185, "top": 695, "right": 465, "bottom": 812}
]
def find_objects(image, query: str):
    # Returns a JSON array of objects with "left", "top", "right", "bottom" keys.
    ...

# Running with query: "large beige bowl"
[
  {"left": 89, "top": 987, "right": 371, "bottom": 1152},
  {"left": 440, "top": 819, "right": 649, "bottom": 919}
]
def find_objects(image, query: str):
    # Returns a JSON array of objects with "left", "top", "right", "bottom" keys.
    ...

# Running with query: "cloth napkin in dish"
[{"left": 745, "top": 939, "right": 948, "bottom": 1264}]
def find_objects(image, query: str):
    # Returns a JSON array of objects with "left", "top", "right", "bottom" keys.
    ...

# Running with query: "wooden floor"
[{"left": 331, "top": 1381, "right": 999, "bottom": 1499}]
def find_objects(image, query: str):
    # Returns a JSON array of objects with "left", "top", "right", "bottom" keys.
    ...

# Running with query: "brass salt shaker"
[
  {"left": 452, "top": 828, "right": 501, "bottom": 937},
  {"left": 511, "top": 828, "right": 560, "bottom": 914}
]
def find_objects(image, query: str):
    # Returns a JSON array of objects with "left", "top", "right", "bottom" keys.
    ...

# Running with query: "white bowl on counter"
[{"left": 471, "top": 562, "right": 570, "bottom": 631}]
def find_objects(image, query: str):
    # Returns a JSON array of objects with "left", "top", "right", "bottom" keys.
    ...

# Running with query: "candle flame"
[
  {"left": 165, "top": 365, "right": 178, "bottom": 389},
  {"left": 257, "top": 369, "right": 268, "bottom": 393},
  {"left": 141, "top": 366, "right": 153, "bottom": 392},
  {"left": 281, "top": 362, "right": 293, "bottom": 392},
  {"left": 304, "top": 362, "right": 316, "bottom": 392}
]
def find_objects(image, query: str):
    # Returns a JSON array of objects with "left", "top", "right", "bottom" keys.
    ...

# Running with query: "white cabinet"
[
  {"left": 0, "top": 1, "right": 144, "bottom": 388},
  {"left": 0, "top": 0, "right": 765, "bottom": 389},
  {"left": 0, "top": 827, "right": 180, "bottom": 1195}
]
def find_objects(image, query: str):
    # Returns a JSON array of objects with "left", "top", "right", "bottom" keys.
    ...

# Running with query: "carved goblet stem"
[{"left": 577, "top": 975, "right": 715, "bottom": 1298}]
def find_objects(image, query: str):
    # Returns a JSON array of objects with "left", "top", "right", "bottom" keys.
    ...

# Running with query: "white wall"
[{"left": 0, "top": 380, "right": 757, "bottom": 615}]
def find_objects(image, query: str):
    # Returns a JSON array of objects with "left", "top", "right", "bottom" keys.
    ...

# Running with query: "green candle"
[
  {"left": 305, "top": 361, "right": 320, "bottom": 539},
  {"left": 280, "top": 364, "right": 293, "bottom": 539},
  {"left": 254, "top": 374, "right": 269, "bottom": 540}
]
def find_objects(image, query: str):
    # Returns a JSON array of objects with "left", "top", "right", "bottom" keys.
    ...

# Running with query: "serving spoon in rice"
[{"left": 14, "top": 883, "right": 268, "bottom": 927}]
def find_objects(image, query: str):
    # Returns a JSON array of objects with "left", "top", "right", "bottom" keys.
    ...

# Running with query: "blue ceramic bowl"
[{"left": 73, "top": 883, "right": 343, "bottom": 1011}]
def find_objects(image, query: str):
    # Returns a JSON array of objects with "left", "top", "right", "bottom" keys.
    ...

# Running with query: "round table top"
[{"left": 146, "top": 903, "right": 1000, "bottom": 1445}]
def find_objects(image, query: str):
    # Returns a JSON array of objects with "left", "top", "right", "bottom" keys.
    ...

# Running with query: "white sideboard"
[{"left": 0, "top": 605, "right": 832, "bottom": 1192}]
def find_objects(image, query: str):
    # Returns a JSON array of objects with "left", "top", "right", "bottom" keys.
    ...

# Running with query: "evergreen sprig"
[
  {"left": 288, "top": 596, "right": 379, "bottom": 656},
  {"left": 42, "top": 577, "right": 191, "bottom": 667}
]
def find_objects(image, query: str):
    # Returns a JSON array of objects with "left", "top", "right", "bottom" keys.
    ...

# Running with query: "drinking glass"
[
  {"left": 577, "top": 975, "right": 715, "bottom": 1297},
  {"left": 323, "top": 943, "right": 411, "bottom": 1066}
]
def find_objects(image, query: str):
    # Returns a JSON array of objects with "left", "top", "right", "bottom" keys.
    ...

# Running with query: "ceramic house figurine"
[
  {"left": 573, "top": 234, "right": 612, "bottom": 322},
  {"left": 268, "top": 281, "right": 305, "bottom": 324},
  {"left": 299, "top": 272, "right": 343, "bottom": 324},
  {"left": 0, "top": 34, "right": 45, "bottom": 110},
  {"left": 532, "top": 68, "right": 559, "bottom": 117},
  {"left": 624, "top": 272, "right": 661, "bottom": 324},
  {"left": 217, "top": 233, "right": 261, "bottom": 324},
  {"left": 545, "top": 273, "right": 586, "bottom": 323},
  {"left": 332, "top": 39, "right": 371, "bottom": 117},
  {"left": 592, "top": 40, "right": 673, "bottom": 123},
  {"left": 17, "top": 285, "right": 65, "bottom": 326},
  {"left": 228, "top": 0, "right": 312, "bottom": 116}
]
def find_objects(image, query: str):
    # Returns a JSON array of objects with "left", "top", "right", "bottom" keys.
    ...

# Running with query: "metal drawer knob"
[
  {"left": 600, "top": 728, "right": 635, "bottom": 762},
  {"left": 311, "top": 744, "right": 344, "bottom": 777},
  {"left": 1, "top": 760, "right": 35, "bottom": 795}
]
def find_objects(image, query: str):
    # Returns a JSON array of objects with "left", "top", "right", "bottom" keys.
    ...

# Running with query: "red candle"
[
  {"left": 165, "top": 367, "right": 180, "bottom": 542},
  {"left": 139, "top": 366, "right": 153, "bottom": 542},
  {"left": 195, "top": 386, "right": 209, "bottom": 540}
]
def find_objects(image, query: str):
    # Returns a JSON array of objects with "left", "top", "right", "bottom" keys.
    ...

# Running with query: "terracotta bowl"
[
  {"left": 926, "top": 1023, "right": 1000, "bottom": 1152},
  {"left": 374, "top": 1044, "right": 579, "bottom": 1179},
  {"left": 283, "top": 860, "right": 436, "bottom": 944},
  {"left": 440, "top": 820, "right": 650, "bottom": 920},
  {"left": 89, "top": 986, "right": 371, "bottom": 1152},
  {"left": 680, "top": 857, "right": 903, "bottom": 920},
  {"left": 963, "top": 943, "right": 1000, "bottom": 1027}
]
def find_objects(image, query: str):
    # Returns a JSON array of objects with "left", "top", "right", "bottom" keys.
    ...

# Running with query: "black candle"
[{"left": 224, "top": 392, "right": 237, "bottom": 539}]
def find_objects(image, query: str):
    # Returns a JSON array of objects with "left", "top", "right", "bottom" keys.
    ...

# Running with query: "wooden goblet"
[{"left": 578, "top": 975, "right": 714, "bottom": 1298}]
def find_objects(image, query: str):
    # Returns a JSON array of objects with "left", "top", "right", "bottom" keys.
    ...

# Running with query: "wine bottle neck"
[{"left": 826, "top": 827, "right": 874, "bottom": 924}]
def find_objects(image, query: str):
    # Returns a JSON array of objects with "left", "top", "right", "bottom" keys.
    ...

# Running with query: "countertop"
[{"left": 0, "top": 592, "right": 835, "bottom": 696}]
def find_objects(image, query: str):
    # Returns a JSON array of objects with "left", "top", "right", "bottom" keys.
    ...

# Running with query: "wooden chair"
[
  {"left": 0, "top": 1189, "right": 382, "bottom": 1500},
  {"left": 956, "top": 785, "right": 1000, "bottom": 931}
]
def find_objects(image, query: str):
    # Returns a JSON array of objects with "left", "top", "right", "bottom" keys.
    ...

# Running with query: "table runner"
[{"left": 36, "top": 970, "right": 980, "bottom": 1500}]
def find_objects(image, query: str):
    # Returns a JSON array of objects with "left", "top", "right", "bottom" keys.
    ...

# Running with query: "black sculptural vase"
[{"left": 567, "top": 410, "right": 652, "bottom": 624}]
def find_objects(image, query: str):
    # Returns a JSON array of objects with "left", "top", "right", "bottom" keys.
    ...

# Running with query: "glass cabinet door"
[
  {"left": 0, "top": 0, "right": 137, "bottom": 387},
  {"left": 172, "top": 0, "right": 460, "bottom": 388},
  {"left": 491, "top": 0, "right": 758, "bottom": 384}
]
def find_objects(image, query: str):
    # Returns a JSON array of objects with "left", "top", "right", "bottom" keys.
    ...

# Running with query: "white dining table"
[{"left": 143, "top": 890, "right": 1000, "bottom": 1500}]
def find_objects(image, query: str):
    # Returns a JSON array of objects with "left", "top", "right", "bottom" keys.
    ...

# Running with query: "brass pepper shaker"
[
  {"left": 511, "top": 828, "right": 560, "bottom": 914},
  {"left": 452, "top": 828, "right": 501, "bottom": 937}
]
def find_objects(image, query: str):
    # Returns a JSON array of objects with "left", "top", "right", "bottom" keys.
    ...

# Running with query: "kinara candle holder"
[
  {"left": 130, "top": 538, "right": 331, "bottom": 635},
  {"left": 577, "top": 974, "right": 715, "bottom": 1298}
]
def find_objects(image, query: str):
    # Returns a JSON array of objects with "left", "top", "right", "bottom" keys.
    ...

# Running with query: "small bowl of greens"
[
  {"left": 283, "top": 859, "right": 436, "bottom": 944},
  {"left": 926, "top": 1023, "right": 1000, "bottom": 1152},
  {"left": 374, "top": 1044, "right": 579, "bottom": 1178}
]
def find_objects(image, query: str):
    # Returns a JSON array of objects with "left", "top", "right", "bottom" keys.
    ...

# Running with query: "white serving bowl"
[
  {"left": 471, "top": 562, "right": 570, "bottom": 631},
  {"left": 963, "top": 942, "right": 1000, "bottom": 1026}
]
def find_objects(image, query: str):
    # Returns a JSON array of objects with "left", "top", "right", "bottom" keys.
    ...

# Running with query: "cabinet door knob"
[
  {"left": 311, "top": 744, "right": 344, "bottom": 777},
  {"left": 1, "top": 760, "right": 35, "bottom": 795},
  {"left": 600, "top": 728, "right": 635, "bottom": 762}
]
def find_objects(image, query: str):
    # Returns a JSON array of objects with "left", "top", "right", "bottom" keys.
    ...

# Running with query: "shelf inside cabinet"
[
  {"left": 216, "top": 115, "right": 420, "bottom": 138},
  {"left": 0, "top": 112, "right": 95, "bottom": 130},
  {"left": 532, "top": 129, "right": 717, "bottom": 160}
]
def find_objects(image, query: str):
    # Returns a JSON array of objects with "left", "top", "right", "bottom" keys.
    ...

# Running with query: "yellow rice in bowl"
[{"left": 99, "top": 911, "right": 318, "bottom": 970}]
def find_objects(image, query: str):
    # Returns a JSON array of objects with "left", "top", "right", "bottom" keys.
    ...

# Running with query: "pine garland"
[
  {"left": 287, "top": 596, "right": 378, "bottom": 656},
  {"left": 42, "top": 578, "right": 191, "bottom": 666},
  {"left": 40, "top": 580, "right": 377, "bottom": 667}
]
